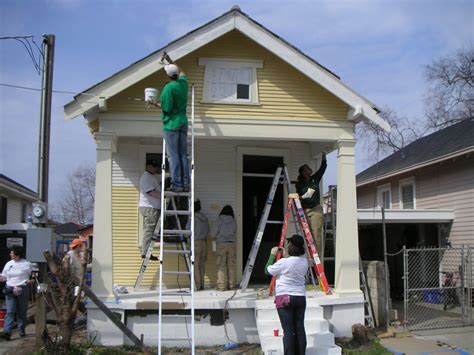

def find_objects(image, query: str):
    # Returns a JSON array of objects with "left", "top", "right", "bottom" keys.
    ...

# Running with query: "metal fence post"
[{"left": 403, "top": 246, "right": 408, "bottom": 327}]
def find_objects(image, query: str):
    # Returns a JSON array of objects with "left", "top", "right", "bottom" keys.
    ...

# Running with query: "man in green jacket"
[
  {"left": 295, "top": 153, "right": 327, "bottom": 261},
  {"left": 149, "top": 53, "right": 189, "bottom": 192}
]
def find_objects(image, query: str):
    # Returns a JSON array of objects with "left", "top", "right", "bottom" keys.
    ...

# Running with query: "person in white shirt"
[
  {"left": 0, "top": 246, "right": 33, "bottom": 340},
  {"left": 66, "top": 239, "right": 85, "bottom": 282},
  {"left": 265, "top": 235, "right": 308, "bottom": 355},
  {"left": 139, "top": 159, "right": 161, "bottom": 261}
]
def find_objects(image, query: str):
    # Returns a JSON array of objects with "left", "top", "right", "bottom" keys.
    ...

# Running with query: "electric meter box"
[{"left": 26, "top": 228, "right": 55, "bottom": 262}]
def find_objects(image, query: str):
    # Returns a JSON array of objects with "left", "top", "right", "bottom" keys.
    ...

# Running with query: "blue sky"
[{"left": 1, "top": 0, "right": 473, "bottom": 205}]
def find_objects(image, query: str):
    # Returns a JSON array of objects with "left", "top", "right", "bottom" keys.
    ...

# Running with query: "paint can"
[
  {"left": 144, "top": 88, "right": 159, "bottom": 102},
  {"left": 0, "top": 307, "right": 6, "bottom": 328}
]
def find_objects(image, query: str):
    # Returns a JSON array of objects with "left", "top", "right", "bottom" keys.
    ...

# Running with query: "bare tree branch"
[
  {"left": 356, "top": 107, "right": 424, "bottom": 163},
  {"left": 424, "top": 47, "right": 474, "bottom": 129},
  {"left": 50, "top": 162, "right": 95, "bottom": 224}
]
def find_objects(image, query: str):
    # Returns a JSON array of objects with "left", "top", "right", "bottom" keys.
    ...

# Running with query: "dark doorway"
[{"left": 242, "top": 155, "right": 284, "bottom": 284}]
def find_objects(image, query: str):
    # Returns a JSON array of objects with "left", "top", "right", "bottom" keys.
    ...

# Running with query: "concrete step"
[
  {"left": 255, "top": 305, "right": 324, "bottom": 321},
  {"left": 257, "top": 318, "right": 329, "bottom": 335},
  {"left": 259, "top": 335, "right": 341, "bottom": 355}
]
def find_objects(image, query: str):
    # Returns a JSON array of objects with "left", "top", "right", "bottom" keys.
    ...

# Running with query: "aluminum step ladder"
[
  {"left": 134, "top": 195, "right": 193, "bottom": 291},
  {"left": 158, "top": 84, "right": 196, "bottom": 353},
  {"left": 240, "top": 164, "right": 318, "bottom": 292}
]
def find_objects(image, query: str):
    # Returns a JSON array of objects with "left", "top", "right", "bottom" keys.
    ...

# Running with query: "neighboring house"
[
  {"left": 356, "top": 118, "right": 474, "bottom": 298},
  {"left": 64, "top": 7, "right": 389, "bottom": 347},
  {"left": 0, "top": 174, "right": 37, "bottom": 225}
]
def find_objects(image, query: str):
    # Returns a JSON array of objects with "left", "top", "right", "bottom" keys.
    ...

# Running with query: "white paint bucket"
[{"left": 144, "top": 88, "right": 159, "bottom": 102}]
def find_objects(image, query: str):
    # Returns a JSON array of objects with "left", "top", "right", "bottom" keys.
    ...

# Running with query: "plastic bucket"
[
  {"left": 0, "top": 307, "right": 6, "bottom": 329},
  {"left": 144, "top": 88, "right": 159, "bottom": 102},
  {"left": 423, "top": 289, "right": 442, "bottom": 304}
]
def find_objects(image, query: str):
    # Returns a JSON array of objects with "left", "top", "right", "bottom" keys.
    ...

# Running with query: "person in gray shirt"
[
  {"left": 211, "top": 205, "right": 237, "bottom": 291},
  {"left": 186, "top": 199, "right": 209, "bottom": 290}
]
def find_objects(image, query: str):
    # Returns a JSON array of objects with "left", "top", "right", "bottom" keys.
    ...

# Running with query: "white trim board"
[
  {"left": 63, "top": 9, "right": 389, "bottom": 132},
  {"left": 357, "top": 208, "right": 454, "bottom": 224}
]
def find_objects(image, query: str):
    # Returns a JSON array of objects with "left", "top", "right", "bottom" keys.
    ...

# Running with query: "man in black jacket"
[{"left": 295, "top": 153, "right": 327, "bottom": 261}]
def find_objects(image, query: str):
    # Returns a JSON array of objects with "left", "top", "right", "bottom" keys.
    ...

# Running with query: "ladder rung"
[
  {"left": 267, "top": 220, "right": 283, "bottom": 224},
  {"left": 163, "top": 229, "right": 192, "bottom": 235},
  {"left": 162, "top": 249, "right": 191, "bottom": 254},
  {"left": 163, "top": 191, "right": 191, "bottom": 197},
  {"left": 162, "top": 271, "right": 191, "bottom": 275},
  {"left": 164, "top": 210, "right": 191, "bottom": 215}
]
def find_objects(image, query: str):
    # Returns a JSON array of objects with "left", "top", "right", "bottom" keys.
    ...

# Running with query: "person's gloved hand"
[{"left": 301, "top": 188, "right": 315, "bottom": 199}]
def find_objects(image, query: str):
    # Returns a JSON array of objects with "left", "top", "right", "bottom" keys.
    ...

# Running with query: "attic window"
[{"left": 199, "top": 58, "right": 262, "bottom": 104}]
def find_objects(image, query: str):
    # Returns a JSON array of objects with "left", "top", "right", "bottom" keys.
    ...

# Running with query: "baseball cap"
[
  {"left": 164, "top": 64, "right": 179, "bottom": 78},
  {"left": 70, "top": 239, "right": 84, "bottom": 249},
  {"left": 146, "top": 159, "right": 159, "bottom": 167},
  {"left": 287, "top": 234, "right": 304, "bottom": 248}
]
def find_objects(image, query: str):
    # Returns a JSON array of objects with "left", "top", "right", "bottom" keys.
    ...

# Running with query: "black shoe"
[
  {"left": 1, "top": 332, "right": 11, "bottom": 341},
  {"left": 142, "top": 254, "right": 158, "bottom": 261},
  {"left": 183, "top": 186, "right": 190, "bottom": 192},
  {"left": 20, "top": 331, "right": 26, "bottom": 337}
]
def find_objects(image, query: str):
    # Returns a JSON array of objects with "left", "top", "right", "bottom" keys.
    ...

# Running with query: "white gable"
[{"left": 64, "top": 8, "right": 389, "bottom": 132}]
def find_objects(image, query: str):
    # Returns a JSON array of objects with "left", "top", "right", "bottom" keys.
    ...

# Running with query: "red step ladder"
[{"left": 269, "top": 193, "right": 331, "bottom": 295}]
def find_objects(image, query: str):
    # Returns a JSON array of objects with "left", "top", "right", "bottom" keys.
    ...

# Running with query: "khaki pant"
[
  {"left": 140, "top": 207, "right": 159, "bottom": 255},
  {"left": 194, "top": 240, "right": 207, "bottom": 290},
  {"left": 304, "top": 205, "right": 324, "bottom": 262},
  {"left": 216, "top": 242, "right": 236, "bottom": 291}
]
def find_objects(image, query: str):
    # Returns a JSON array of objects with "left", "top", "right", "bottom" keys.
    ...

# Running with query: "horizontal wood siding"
[
  {"left": 356, "top": 155, "right": 474, "bottom": 246},
  {"left": 107, "top": 30, "right": 347, "bottom": 122},
  {"left": 111, "top": 139, "right": 314, "bottom": 287},
  {"left": 6, "top": 199, "right": 21, "bottom": 224},
  {"left": 416, "top": 156, "right": 474, "bottom": 246}
]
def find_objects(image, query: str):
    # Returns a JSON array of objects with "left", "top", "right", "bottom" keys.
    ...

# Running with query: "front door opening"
[{"left": 242, "top": 154, "right": 284, "bottom": 284}]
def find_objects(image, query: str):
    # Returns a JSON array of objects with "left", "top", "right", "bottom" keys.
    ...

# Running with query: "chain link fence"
[{"left": 404, "top": 245, "right": 473, "bottom": 330}]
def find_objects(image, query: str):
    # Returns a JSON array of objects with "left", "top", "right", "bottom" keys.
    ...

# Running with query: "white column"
[
  {"left": 334, "top": 139, "right": 360, "bottom": 294},
  {"left": 91, "top": 132, "right": 116, "bottom": 297}
]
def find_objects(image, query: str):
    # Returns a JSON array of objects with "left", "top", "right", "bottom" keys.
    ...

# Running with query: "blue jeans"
[
  {"left": 277, "top": 295, "right": 306, "bottom": 355},
  {"left": 4, "top": 285, "right": 29, "bottom": 334},
  {"left": 164, "top": 124, "right": 190, "bottom": 188}
]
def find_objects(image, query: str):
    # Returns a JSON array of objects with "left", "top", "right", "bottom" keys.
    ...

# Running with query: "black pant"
[{"left": 277, "top": 295, "right": 307, "bottom": 355}]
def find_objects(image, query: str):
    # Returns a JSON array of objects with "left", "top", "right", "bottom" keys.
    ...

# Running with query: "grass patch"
[{"left": 336, "top": 338, "right": 392, "bottom": 355}]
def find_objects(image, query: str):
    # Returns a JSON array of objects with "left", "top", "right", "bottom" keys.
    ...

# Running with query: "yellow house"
[{"left": 65, "top": 6, "right": 388, "bottom": 351}]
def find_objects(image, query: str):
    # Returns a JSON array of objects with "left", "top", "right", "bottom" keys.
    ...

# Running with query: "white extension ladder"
[{"left": 158, "top": 84, "right": 196, "bottom": 353}]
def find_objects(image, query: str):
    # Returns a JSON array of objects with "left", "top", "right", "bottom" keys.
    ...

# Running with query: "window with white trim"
[
  {"left": 199, "top": 58, "right": 262, "bottom": 104},
  {"left": 377, "top": 184, "right": 391, "bottom": 209},
  {"left": 399, "top": 177, "right": 416, "bottom": 209}
]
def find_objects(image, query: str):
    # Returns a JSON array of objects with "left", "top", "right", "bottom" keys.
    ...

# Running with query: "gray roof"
[
  {"left": 357, "top": 118, "right": 474, "bottom": 184},
  {"left": 0, "top": 174, "right": 36, "bottom": 195}
]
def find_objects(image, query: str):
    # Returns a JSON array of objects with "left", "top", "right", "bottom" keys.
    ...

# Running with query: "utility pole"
[{"left": 35, "top": 34, "right": 55, "bottom": 349}]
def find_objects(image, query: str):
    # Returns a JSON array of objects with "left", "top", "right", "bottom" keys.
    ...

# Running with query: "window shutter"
[
  {"left": 0, "top": 197, "right": 7, "bottom": 224},
  {"left": 401, "top": 184, "right": 414, "bottom": 209}
]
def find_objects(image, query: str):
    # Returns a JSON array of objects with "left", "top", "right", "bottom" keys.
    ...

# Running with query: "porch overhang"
[
  {"left": 98, "top": 114, "right": 356, "bottom": 143},
  {"left": 357, "top": 208, "right": 455, "bottom": 224}
]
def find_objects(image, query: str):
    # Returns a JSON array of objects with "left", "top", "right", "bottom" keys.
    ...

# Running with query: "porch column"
[
  {"left": 92, "top": 132, "right": 116, "bottom": 297},
  {"left": 334, "top": 139, "right": 360, "bottom": 294}
]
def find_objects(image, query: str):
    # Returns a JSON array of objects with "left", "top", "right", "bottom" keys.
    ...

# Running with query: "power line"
[
  {"left": 1, "top": 35, "right": 43, "bottom": 74},
  {"left": 0, "top": 82, "right": 95, "bottom": 97}
]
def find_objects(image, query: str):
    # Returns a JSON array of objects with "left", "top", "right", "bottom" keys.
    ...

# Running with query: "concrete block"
[
  {"left": 307, "top": 331, "right": 335, "bottom": 347},
  {"left": 87, "top": 308, "right": 125, "bottom": 346},
  {"left": 307, "top": 345, "right": 342, "bottom": 355}
]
